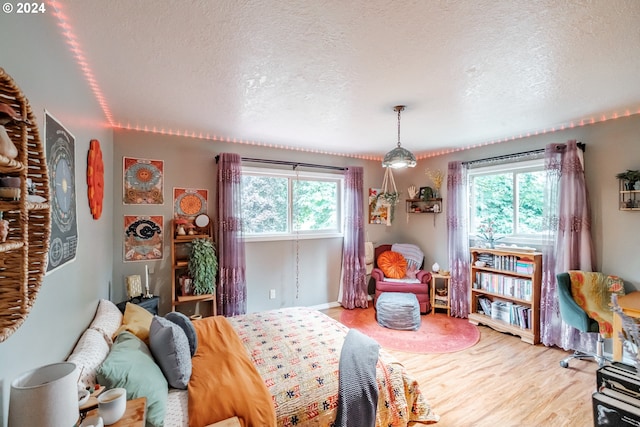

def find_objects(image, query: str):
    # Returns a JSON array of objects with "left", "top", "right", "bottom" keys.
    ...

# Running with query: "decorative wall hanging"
[
  {"left": 123, "top": 215, "right": 163, "bottom": 261},
  {"left": 123, "top": 157, "right": 164, "bottom": 204},
  {"left": 0, "top": 67, "right": 51, "bottom": 343},
  {"left": 368, "top": 188, "right": 391, "bottom": 225},
  {"left": 87, "top": 139, "right": 104, "bottom": 219},
  {"left": 173, "top": 188, "right": 208, "bottom": 219},
  {"left": 45, "top": 111, "right": 77, "bottom": 273}
]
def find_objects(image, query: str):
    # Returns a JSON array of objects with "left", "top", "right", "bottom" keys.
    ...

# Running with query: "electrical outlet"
[{"left": 269, "top": 289, "right": 276, "bottom": 299}]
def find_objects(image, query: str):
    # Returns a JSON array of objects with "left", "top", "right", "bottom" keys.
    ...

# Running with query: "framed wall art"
[
  {"left": 123, "top": 215, "right": 163, "bottom": 262},
  {"left": 173, "top": 188, "right": 208, "bottom": 219},
  {"left": 123, "top": 157, "right": 164, "bottom": 205}
]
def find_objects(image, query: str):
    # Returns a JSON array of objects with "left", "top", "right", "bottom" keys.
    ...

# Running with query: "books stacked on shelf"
[
  {"left": 477, "top": 297, "right": 531, "bottom": 328},
  {"left": 474, "top": 271, "right": 533, "bottom": 301},
  {"left": 475, "top": 252, "right": 535, "bottom": 274},
  {"left": 593, "top": 363, "right": 640, "bottom": 426},
  {"left": 434, "top": 295, "right": 448, "bottom": 307}
]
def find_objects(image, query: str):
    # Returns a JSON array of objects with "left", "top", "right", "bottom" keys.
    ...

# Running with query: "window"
[
  {"left": 240, "top": 167, "right": 343, "bottom": 240},
  {"left": 468, "top": 159, "right": 545, "bottom": 244}
]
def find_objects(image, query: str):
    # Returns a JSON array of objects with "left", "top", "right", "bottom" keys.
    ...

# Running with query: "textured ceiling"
[{"left": 52, "top": 0, "right": 640, "bottom": 159}]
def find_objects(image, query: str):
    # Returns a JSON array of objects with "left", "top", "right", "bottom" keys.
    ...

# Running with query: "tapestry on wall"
[
  {"left": 123, "top": 157, "right": 164, "bottom": 204},
  {"left": 173, "top": 188, "right": 208, "bottom": 219},
  {"left": 45, "top": 111, "right": 78, "bottom": 273},
  {"left": 368, "top": 188, "right": 390, "bottom": 225},
  {"left": 123, "top": 215, "right": 163, "bottom": 262}
]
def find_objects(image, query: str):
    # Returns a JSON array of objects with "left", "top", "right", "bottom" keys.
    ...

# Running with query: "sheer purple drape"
[
  {"left": 338, "top": 167, "right": 368, "bottom": 309},
  {"left": 216, "top": 153, "right": 247, "bottom": 316},
  {"left": 540, "top": 140, "right": 594, "bottom": 349},
  {"left": 447, "top": 161, "right": 470, "bottom": 318}
]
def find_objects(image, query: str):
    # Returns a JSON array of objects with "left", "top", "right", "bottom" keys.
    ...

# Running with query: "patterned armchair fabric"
[{"left": 372, "top": 244, "right": 431, "bottom": 314}]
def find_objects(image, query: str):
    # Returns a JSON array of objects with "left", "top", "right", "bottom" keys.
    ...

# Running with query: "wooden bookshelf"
[
  {"left": 170, "top": 218, "right": 216, "bottom": 316},
  {"left": 468, "top": 247, "right": 542, "bottom": 344}
]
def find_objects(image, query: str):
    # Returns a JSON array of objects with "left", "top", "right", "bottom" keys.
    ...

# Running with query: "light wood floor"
[{"left": 321, "top": 306, "right": 597, "bottom": 427}]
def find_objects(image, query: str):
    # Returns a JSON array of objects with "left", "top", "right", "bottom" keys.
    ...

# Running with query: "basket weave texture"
[{"left": 0, "top": 67, "right": 51, "bottom": 343}]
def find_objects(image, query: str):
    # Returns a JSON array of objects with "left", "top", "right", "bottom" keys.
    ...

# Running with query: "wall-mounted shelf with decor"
[
  {"left": 0, "top": 67, "right": 51, "bottom": 343},
  {"left": 405, "top": 198, "right": 442, "bottom": 225},
  {"left": 170, "top": 217, "right": 216, "bottom": 317},
  {"left": 618, "top": 176, "right": 640, "bottom": 210}
]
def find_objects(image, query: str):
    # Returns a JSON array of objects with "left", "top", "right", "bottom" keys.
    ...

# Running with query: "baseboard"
[
  {"left": 308, "top": 295, "right": 373, "bottom": 311},
  {"left": 308, "top": 301, "right": 342, "bottom": 310}
]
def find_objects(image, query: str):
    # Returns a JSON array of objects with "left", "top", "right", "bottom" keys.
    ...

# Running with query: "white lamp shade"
[{"left": 9, "top": 362, "right": 79, "bottom": 427}]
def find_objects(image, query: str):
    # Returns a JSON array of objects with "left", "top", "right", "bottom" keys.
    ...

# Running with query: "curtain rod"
[
  {"left": 215, "top": 155, "right": 346, "bottom": 171},
  {"left": 462, "top": 142, "right": 585, "bottom": 166}
]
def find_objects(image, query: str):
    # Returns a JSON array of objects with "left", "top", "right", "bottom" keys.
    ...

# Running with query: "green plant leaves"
[{"left": 188, "top": 238, "right": 218, "bottom": 295}]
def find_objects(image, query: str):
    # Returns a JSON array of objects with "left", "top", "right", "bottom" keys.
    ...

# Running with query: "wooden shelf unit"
[
  {"left": 405, "top": 198, "right": 442, "bottom": 214},
  {"left": 170, "top": 219, "right": 216, "bottom": 316},
  {"left": 468, "top": 247, "right": 542, "bottom": 344}
]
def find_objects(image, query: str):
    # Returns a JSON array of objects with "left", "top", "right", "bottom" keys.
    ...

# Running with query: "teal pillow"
[{"left": 96, "top": 332, "right": 167, "bottom": 427}]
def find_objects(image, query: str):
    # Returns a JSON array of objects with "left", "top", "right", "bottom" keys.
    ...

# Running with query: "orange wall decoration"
[{"left": 87, "top": 139, "right": 104, "bottom": 219}]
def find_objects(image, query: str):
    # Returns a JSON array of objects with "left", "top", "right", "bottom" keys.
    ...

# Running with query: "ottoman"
[{"left": 375, "top": 292, "right": 421, "bottom": 331}]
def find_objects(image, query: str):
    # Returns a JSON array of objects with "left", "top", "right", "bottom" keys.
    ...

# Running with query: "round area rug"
[{"left": 340, "top": 306, "right": 480, "bottom": 354}]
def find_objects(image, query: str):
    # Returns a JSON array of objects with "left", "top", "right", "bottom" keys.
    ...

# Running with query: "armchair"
[
  {"left": 557, "top": 271, "right": 625, "bottom": 368},
  {"left": 372, "top": 244, "right": 432, "bottom": 314}
]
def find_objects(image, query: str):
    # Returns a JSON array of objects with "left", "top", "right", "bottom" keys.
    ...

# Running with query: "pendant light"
[{"left": 382, "top": 105, "right": 417, "bottom": 169}]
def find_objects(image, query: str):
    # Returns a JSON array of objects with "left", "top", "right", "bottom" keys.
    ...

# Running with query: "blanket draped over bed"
[
  {"left": 335, "top": 329, "right": 380, "bottom": 427},
  {"left": 189, "top": 316, "right": 277, "bottom": 427},
  {"left": 225, "top": 307, "right": 439, "bottom": 426}
]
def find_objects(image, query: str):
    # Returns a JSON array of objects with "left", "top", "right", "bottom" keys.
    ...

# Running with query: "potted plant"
[
  {"left": 616, "top": 169, "right": 640, "bottom": 190},
  {"left": 188, "top": 238, "right": 218, "bottom": 295}
]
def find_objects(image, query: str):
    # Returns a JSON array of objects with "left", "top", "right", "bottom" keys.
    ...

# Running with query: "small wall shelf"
[
  {"left": 619, "top": 179, "right": 640, "bottom": 210},
  {"left": 405, "top": 198, "right": 442, "bottom": 225}
]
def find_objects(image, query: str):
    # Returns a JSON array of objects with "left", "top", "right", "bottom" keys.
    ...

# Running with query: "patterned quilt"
[{"left": 227, "top": 307, "right": 439, "bottom": 426}]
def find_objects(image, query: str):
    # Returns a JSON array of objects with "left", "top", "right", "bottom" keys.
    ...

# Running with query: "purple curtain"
[
  {"left": 447, "top": 161, "right": 470, "bottom": 318},
  {"left": 338, "top": 167, "right": 368, "bottom": 309},
  {"left": 216, "top": 153, "right": 247, "bottom": 316},
  {"left": 540, "top": 140, "right": 595, "bottom": 349}
]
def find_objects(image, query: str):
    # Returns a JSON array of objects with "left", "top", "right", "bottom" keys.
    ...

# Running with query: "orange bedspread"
[{"left": 188, "top": 316, "right": 277, "bottom": 427}]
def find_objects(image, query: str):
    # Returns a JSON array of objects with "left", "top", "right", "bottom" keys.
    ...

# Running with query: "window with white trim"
[
  {"left": 468, "top": 159, "right": 546, "bottom": 245},
  {"left": 240, "top": 167, "right": 343, "bottom": 240}
]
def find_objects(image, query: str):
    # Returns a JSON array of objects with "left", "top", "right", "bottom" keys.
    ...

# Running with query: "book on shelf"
[
  {"left": 474, "top": 271, "right": 532, "bottom": 301},
  {"left": 593, "top": 388, "right": 640, "bottom": 426}
]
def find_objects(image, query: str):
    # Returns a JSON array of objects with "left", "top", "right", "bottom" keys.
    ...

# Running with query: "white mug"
[{"left": 97, "top": 388, "right": 127, "bottom": 425}]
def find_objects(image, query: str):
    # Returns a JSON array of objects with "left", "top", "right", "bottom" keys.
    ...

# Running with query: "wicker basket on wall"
[{"left": 0, "top": 67, "right": 51, "bottom": 342}]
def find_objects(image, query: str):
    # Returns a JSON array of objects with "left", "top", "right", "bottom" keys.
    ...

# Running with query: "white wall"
[
  {"left": 399, "top": 115, "right": 640, "bottom": 288},
  {"left": 0, "top": 12, "right": 114, "bottom": 427},
  {"left": 112, "top": 130, "right": 398, "bottom": 314}
]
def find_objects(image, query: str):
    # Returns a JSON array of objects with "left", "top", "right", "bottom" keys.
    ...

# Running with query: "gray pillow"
[
  {"left": 149, "top": 316, "right": 192, "bottom": 389},
  {"left": 165, "top": 311, "right": 198, "bottom": 357}
]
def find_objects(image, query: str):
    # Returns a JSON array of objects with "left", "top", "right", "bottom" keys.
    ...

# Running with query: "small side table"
[
  {"left": 86, "top": 397, "right": 147, "bottom": 426},
  {"left": 431, "top": 273, "right": 451, "bottom": 316},
  {"left": 116, "top": 296, "right": 159, "bottom": 315}
]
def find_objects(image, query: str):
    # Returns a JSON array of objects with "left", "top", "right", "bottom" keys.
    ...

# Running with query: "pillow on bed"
[
  {"left": 113, "top": 302, "right": 153, "bottom": 343},
  {"left": 66, "top": 328, "right": 111, "bottom": 389},
  {"left": 89, "top": 299, "right": 123, "bottom": 345},
  {"left": 165, "top": 311, "right": 198, "bottom": 357},
  {"left": 96, "top": 331, "right": 167, "bottom": 427},
  {"left": 149, "top": 316, "right": 192, "bottom": 389},
  {"left": 377, "top": 250, "right": 407, "bottom": 279}
]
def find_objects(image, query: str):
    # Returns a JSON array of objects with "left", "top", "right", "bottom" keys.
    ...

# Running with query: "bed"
[{"left": 67, "top": 299, "right": 439, "bottom": 427}]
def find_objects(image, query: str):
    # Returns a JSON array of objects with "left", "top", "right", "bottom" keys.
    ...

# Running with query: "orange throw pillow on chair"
[{"left": 377, "top": 251, "right": 407, "bottom": 279}]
